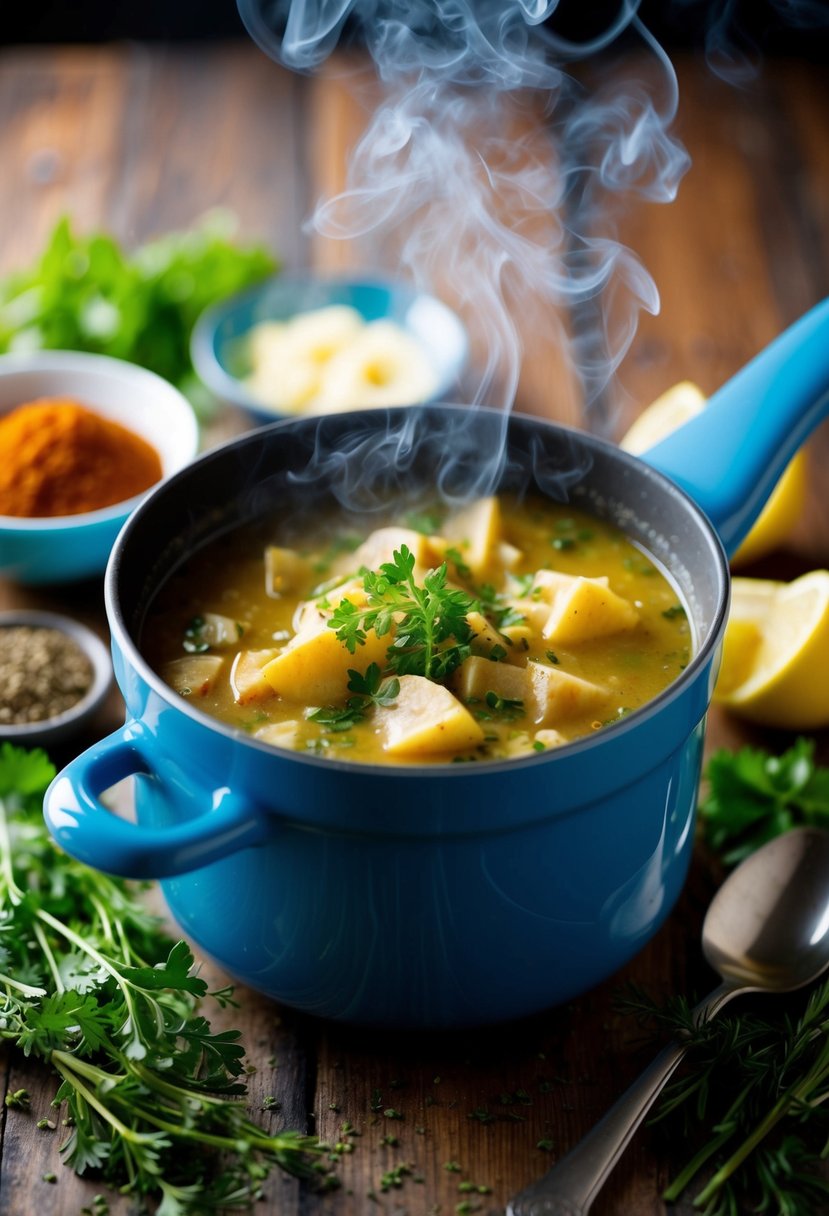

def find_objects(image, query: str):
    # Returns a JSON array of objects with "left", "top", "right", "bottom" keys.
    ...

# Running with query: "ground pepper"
[
  {"left": 0, "top": 398, "right": 163, "bottom": 517},
  {"left": 0, "top": 626, "right": 93, "bottom": 724}
]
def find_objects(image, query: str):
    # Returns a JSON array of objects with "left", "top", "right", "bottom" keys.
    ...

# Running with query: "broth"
[{"left": 144, "top": 495, "right": 692, "bottom": 764}]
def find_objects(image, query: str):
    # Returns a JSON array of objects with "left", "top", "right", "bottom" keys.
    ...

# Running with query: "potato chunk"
[
  {"left": 535, "top": 728, "right": 568, "bottom": 749},
  {"left": 350, "top": 527, "right": 433, "bottom": 574},
  {"left": 525, "top": 661, "right": 607, "bottom": 726},
  {"left": 441, "top": 497, "right": 501, "bottom": 576},
  {"left": 452, "top": 655, "right": 529, "bottom": 704},
  {"left": 254, "top": 720, "right": 302, "bottom": 749},
  {"left": 377, "top": 675, "right": 485, "bottom": 757},
  {"left": 186, "top": 612, "right": 245, "bottom": 650},
  {"left": 496, "top": 540, "right": 523, "bottom": 571},
  {"left": 163, "top": 655, "right": 224, "bottom": 697},
  {"left": 265, "top": 547, "right": 312, "bottom": 598},
  {"left": 467, "top": 610, "right": 510, "bottom": 660},
  {"left": 543, "top": 577, "right": 639, "bottom": 645},
  {"left": 502, "top": 597, "right": 550, "bottom": 634},
  {"left": 292, "top": 576, "right": 367, "bottom": 634},
  {"left": 261, "top": 622, "right": 387, "bottom": 705},
  {"left": 451, "top": 656, "right": 603, "bottom": 727},
  {"left": 230, "top": 649, "right": 280, "bottom": 705}
]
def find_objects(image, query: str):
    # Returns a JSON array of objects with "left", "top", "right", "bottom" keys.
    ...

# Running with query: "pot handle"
[
  {"left": 43, "top": 722, "right": 271, "bottom": 879},
  {"left": 638, "top": 297, "right": 829, "bottom": 557}
]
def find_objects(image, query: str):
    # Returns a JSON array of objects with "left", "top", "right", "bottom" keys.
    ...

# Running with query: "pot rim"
[{"left": 105, "top": 405, "right": 730, "bottom": 777}]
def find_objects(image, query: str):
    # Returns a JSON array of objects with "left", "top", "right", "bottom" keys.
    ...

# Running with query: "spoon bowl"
[
  {"left": 703, "top": 827, "right": 829, "bottom": 994},
  {"left": 508, "top": 827, "right": 829, "bottom": 1216}
]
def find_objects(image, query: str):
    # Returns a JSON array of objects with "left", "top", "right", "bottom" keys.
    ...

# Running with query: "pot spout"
[{"left": 638, "top": 297, "right": 829, "bottom": 557}]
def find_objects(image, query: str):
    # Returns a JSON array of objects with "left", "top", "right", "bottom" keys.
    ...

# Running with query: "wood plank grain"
[
  {"left": 0, "top": 42, "right": 827, "bottom": 1216},
  {"left": 0, "top": 44, "right": 305, "bottom": 273}
]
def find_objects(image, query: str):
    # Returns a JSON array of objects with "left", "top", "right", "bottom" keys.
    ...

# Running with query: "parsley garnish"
[
  {"left": 445, "top": 546, "right": 473, "bottom": 581},
  {"left": 700, "top": 738, "right": 829, "bottom": 865},
  {"left": 405, "top": 508, "right": 443, "bottom": 535},
  {"left": 308, "top": 663, "right": 400, "bottom": 731},
  {"left": 469, "top": 692, "right": 526, "bottom": 722},
  {"left": 329, "top": 546, "right": 475, "bottom": 681},
  {"left": 662, "top": 604, "right": 687, "bottom": 620},
  {"left": 0, "top": 743, "right": 329, "bottom": 1208},
  {"left": 182, "top": 615, "right": 210, "bottom": 653}
]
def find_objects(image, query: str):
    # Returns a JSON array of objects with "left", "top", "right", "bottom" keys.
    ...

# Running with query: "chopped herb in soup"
[{"left": 145, "top": 496, "right": 692, "bottom": 764}]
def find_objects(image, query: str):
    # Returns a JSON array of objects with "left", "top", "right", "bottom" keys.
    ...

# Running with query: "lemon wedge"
[
  {"left": 714, "top": 571, "right": 829, "bottom": 729},
  {"left": 620, "top": 382, "right": 807, "bottom": 566}
]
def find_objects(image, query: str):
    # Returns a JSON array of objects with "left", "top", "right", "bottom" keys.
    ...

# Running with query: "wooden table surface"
[{"left": 0, "top": 40, "right": 828, "bottom": 1216}]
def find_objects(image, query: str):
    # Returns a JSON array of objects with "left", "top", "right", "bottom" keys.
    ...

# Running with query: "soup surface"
[{"left": 145, "top": 496, "right": 692, "bottom": 764}]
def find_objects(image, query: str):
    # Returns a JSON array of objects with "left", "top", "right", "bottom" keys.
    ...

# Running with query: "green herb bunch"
[
  {"left": 0, "top": 214, "right": 275, "bottom": 413},
  {"left": 329, "top": 545, "right": 476, "bottom": 681},
  {"left": 0, "top": 744, "right": 326, "bottom": 1212},
  {"left": 622, "top": 981, "right": 829, "bottom": 1216},
  {"left": 700, "top": 737, "right": 829, "bottom": 865}
]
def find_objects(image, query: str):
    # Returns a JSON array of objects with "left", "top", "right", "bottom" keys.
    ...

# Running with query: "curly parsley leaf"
[
  {"left": 329, "top": 546, "right": 475, "bottom": 681},
  {"left": 700, "top": 738, "right": 829, "bottom": 865}
]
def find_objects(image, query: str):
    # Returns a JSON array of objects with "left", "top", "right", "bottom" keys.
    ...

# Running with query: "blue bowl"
[
  {"left": 190, "top": 274, "right": 470, "bottom": 423},
  {"left": 0, "top": 352, "right": 199, "bottom": 585}
]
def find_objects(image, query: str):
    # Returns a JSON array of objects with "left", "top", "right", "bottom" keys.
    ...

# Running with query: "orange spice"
[{"left": 0, "top": 398, "right": 163, "bottom": 518}]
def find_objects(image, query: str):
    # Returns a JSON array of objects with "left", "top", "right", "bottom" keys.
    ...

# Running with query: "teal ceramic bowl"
[
  {"left": 0, "top": 352, "right": 199, "bottom": 585},
  {"left": 190, "top": 274, "right": 470, "bottom": 423}
]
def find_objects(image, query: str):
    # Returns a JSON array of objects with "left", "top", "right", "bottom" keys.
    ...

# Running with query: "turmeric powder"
[{"left": 0, "top": 398, "right": 163, "bottom": 517}]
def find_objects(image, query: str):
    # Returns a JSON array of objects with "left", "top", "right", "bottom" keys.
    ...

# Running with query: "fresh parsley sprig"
[
  {"left": 328, "top": 546, "right": 475, "bottom": 682},
  {"left": 0, "top": 214, "right": 276, "bottom": 414},
  {"left": 308, "top": 663, "right": 400, "bottom": 732},
  {"left": 0, "top": 743, "right": 330, "bottom": 1210},
  {"left": 700, "top": 737, "right": 829, "bottom": 865}
]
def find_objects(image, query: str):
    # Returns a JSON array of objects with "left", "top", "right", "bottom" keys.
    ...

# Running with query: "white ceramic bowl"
[{"left": 0, "top": 351, "right": 199, "bottom": 584}]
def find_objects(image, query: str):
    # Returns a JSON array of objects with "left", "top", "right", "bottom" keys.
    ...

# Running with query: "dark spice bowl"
[
  {"left": 44, "top": 300, "right": 829, "bottom": 1029},
  {"left": 0, "top": 610, "right": 112, "bottom": 747}
]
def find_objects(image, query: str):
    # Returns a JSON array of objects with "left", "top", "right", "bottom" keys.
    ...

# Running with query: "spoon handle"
[{"left": 506, "top": 983, "right": 736, "bottom": 1216}]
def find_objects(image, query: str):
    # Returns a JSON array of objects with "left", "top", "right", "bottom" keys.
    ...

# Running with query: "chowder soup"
[{"left": 145, "top": 495, "right": 692, "bottom": 764}]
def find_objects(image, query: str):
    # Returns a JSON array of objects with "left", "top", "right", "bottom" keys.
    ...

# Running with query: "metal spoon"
[{"left": 507, "top": 826, "right": 829, "bottom": 1216}]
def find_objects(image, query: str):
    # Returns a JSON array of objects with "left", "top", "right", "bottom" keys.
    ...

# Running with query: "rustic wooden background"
[{"left": 0, "top": 40, "right": 828, "bottom": 1216}]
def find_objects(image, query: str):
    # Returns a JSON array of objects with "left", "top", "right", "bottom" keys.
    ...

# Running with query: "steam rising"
[
  {"left": 237, "top": 0, "right": 695, "bottom": 506},
  {"left": 670, "top": 0, "right": 829, "bottom": 83},
  {"left": 240, "top": 0, "right": 689, "bottom": 428}
]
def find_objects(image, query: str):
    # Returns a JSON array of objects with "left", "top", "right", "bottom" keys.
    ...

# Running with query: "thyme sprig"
[
  {"left": 621, "top": 980, "right": 829, "bottom": 1216},
  {"left": 0, "top": 743, "right": 330, "bottom": 1211}
]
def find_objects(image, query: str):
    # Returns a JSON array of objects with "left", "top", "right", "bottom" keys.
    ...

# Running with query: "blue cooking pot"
[{"left": 44, "top": 300, "right": 829, "bottom": 1028}]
